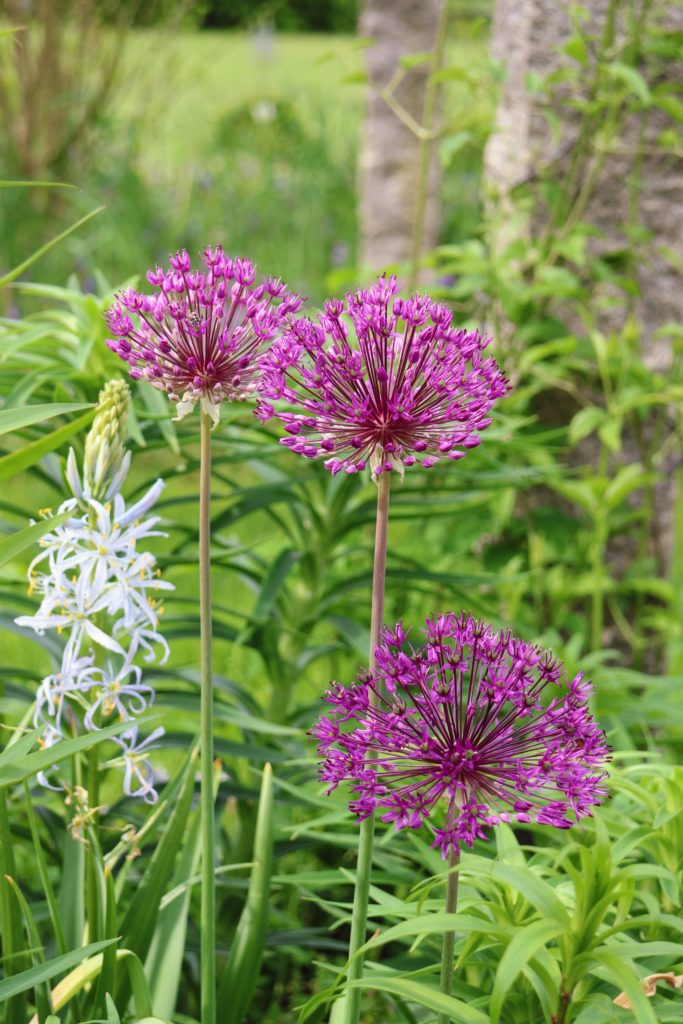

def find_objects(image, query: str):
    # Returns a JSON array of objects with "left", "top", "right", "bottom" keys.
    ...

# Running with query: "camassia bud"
[{"left": 67, "top": 379, "right": 132, "bottom": 503}]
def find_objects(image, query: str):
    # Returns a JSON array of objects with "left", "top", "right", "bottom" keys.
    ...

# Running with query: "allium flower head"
[
  {"left": 258, "top": 276, "right": 509, "bottom": 476},
  {"left": 313, "top": 613, "right": 609, "bottom": 857},
  {"left": 105, "top": 247, "right": 303, "bottom": 425}
]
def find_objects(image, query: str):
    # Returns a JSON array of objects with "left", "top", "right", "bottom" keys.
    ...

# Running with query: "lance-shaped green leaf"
[
  {"left": 0, "top": 408, "right": 95, "bottom": 481},
  {"left": 0, "top": 510, "right": 71, "bottom": 570},
  {"left": 489, "top": 919, "right": 566, "bottom": 1024},
  {"left": 0, "top": 939, "right": 116, "bottom": 1002},
  {"left": 118, "top": 746, "right": 198, "bottom": 963},
  {"left": 217, "top": 762, "right": 274, "bottom": 1024},
  {"left": 0, "top": 719, "right": 133, "bottom": 788},
  {"left": 0, "top": 403, "right": 92, "bottom": 436},
  {"left": 0, "top": 206, "right": 104, "bottom": 287}
]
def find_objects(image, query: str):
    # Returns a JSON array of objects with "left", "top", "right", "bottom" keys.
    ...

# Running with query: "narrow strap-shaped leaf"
[
  {"left": 145, "top": 763, "right": 221, "bottom": 1020},
  {"left": 0, "top": 408, "right": 95, "bottom": 482},
  {"left": 23, "top": 781, "right": 68, "bottom": 955},
  {"left": 217, "top": 762, "right": 274, "bottom": 1024},
  {"left": 0, "top": 791, "right": 28, "bottom": 1024},
  {"left": 119, "top": 746, "right": 198, "bottom": 962},
  {"left": 489, "top": 919, "right": 566, "bottom": 1024},
  {"left": 0, "top": 205, "right": 104, "bottom": 287},
  {"left": 5, "top": 875, "right": 54, "bottom": 1020},
  {"left": 26, "top": 947, "right": 153, "bottom": 1024},
  {"left": 93, "top": 868, "right": 119, "bottom": 1014},
  {"left": 0, "top": 718, "right": 133, "bottom": 788},
  {"left": 0, "top": 939, "right": 116, "bottom": 1002},
  {"left": 0, "top": 510, "right": 71, "bottom": 570},
  {"left": 0, "top": 403, "right": 92, "bottom": 436}
]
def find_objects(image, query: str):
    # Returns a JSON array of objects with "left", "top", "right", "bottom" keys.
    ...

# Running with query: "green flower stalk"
[
  {"left": 106, "top": 246, "right": 301, "bottom": 1024},
  {"left": 258, "top": 277, "right": 509, "bottom": 1023}
]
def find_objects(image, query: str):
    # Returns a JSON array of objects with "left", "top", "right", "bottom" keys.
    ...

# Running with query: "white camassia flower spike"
[{"left": 17, "top": 379, "right": 172, "bottom": 803}]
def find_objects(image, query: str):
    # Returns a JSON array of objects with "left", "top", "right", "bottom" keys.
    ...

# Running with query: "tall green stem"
[
  {"left": 437, "top": 848, "right": 460, "bottom": 1024},
  {"left": 199, "top": 411, "right": 216, "bottom": 1024},
  {"left": 86, "top": 747, "right": 101, "bottom": 942},
  {"left": 344, "top": 473, "right": 391, "bottom": 1024}
]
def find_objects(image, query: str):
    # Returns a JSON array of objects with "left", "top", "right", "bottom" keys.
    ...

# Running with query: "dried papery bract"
[
  {"left": 259, "top": 276, "right": 509, "bottom": 1024},
  {"left": 106, "top": 247, "right": 300, "bottom": 1024}
]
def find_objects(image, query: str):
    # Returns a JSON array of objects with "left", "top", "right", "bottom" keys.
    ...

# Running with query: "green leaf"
[
  {"left": 0, "top": 403, "right": 92, "bottom": 436},
  {"left": 563, "top": 35, "right": 589, "bottom": 65},
  {"left": 484, "top": 862, "right": 570, "bottom": 926},
  {"left": 490, "top": 920, "right": 565, "bottom": 1024},
  {"left": 24, "top": 781, "right": 68, "bottom": 955},
  {"left": 0, "top": 181, "right": 77, "bottom": 190},
  {"left": 347, "top": 974, "right": 488, "bottom": 1023},
  {"left": 0, "top": 793, "right": 28, "bottom": 1024},
  {"left": 0, "top": 510, "right": 71, "bottom": 570},
  {"left": 0, "top": 720, "right": 132, "bottom": 788},
  {"left": 5, "top": 875, "right": 54, "bottom": 1020},
  {"left": 582, "top": 950, "right": 658, "bottom": 1024},
  {"left": 604, "top": 464, "right": 651, "bottom": 509},
  {"left": 568, "top": 406, "right": 606, "bottom": 446},
  {"left": 358, "top": 913, "right": 509, "bottom": 955},
  {"left": 145, "top": 772, "right": 208, "bottom": 1019},
  {"left": 118, "top": 747, "right": 198, "bottom": 964},
  {"left": 218, "top": 763, "right": 274, "bottom": 1024},
  {"left": 605, "top": 62, "right": 651, "bottom": 105},
  {"left": 250, "top": 549, "right": 301, "bottom": 623},
  {"left": 0, "top": 408, "right": 95, "bottom": 481},
  {"left": 0, "top": 206, "right": 105, "bottom": 287},
  {"left": 0, "top": 939, "right": 116, "bottom": 1002},
  {"left": 598, "top": 416, "right": 622, "bottom": 453},
  {"left": 399, "top": 51, "right": 433, "bottom": 68}
]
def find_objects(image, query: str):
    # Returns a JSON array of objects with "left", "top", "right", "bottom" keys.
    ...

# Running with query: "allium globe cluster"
[
  {"left": 106, "top": 247, "right": 303, "bottom": 425},
  {"left": 313, "top": 613, "right": 609, "bottom": 857},
  {"left": 258, "top": 275, "right": 509, "bottom": 476}
]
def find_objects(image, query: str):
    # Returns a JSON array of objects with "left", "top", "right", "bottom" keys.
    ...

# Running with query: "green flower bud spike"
[{"left": 66, "top": 379, "right": 132, "bottom": 503}]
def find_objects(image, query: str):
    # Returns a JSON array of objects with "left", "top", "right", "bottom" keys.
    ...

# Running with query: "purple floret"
[
  {"left": 312, "top": 612, "right": 610, "bottom": 857},
  {"left": 257, "top": 275, "right": 509, "bottom": 476},
  {"left": 105, "top": 246, "right": 302, "bottom": 424}
]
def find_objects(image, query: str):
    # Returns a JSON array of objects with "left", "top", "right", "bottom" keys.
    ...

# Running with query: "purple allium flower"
[
  {"left": 105, "top": 247, "right": 303, "bottom": 426},
  {"left": 257, "top": 276, "right": 509, "bottom": 476},
  {"left": 313, "top": 613, "right": 610, "bottom": 857}
]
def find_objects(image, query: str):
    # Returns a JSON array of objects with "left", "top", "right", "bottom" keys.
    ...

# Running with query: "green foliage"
[{"left": 1, "top": 6, "right": 682, "bottom": 1024}]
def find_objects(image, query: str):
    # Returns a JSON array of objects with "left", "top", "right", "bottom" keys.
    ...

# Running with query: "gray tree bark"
[
  {"left": 485, "top": 0, "right": 683, "bottom": 368},
  {"left": 484, "top": 0, "right": 683, "bottom": 650},
  {"left": 358, "top": 0, "right": 445, "bottom": 276}
]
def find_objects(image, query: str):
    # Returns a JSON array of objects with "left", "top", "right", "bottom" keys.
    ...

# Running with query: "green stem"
[
  {"left": 344, "top": 473, "right": 391, "bottom": 1024},
  {"left": 86, "top": 746, "right": 101, "bottom": 943},
  {"left": 199, "top": 410, "right": 216, "bottom": 1024},
  {"left": 590, "top": 519, "right": 607, "bottom": 653},
  {"left": 437, "top": 848, "right": 460, "bottom": 1024}
]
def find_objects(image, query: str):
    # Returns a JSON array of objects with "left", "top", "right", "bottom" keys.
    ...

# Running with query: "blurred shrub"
[{"left": 201, "top": 0, "right": 359, "bottom": 33}]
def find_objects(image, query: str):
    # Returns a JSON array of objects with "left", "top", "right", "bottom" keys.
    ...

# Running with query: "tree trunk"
[
  {"left": 358, "top": 0, "right": 445, "bottom": 278},
  {"left": 485, "top": 0, "right": 683, "bottom": 364}
]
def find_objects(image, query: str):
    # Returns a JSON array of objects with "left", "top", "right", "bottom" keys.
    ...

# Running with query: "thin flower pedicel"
[{"left": 314, "top": 612, "right": 610, "bottom": 857}]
